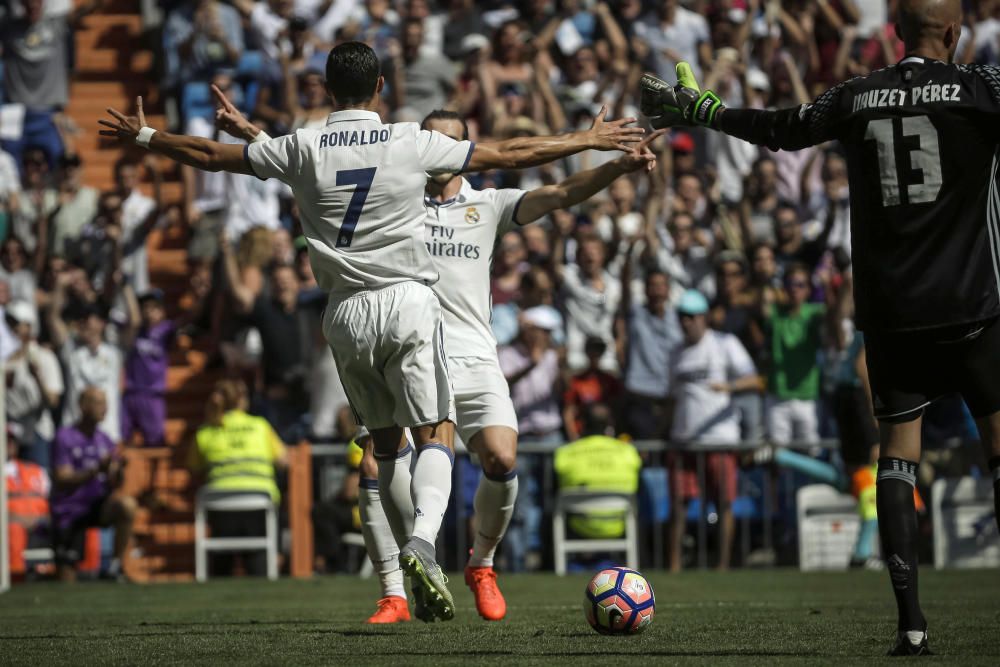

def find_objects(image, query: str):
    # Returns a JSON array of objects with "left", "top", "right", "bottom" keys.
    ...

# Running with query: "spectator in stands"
[
  {"left": 763, "top": 263, "right": 826, "bottom": 446},
  {"left": 67, "top": 192, "right": 128, "bottom": 291},
  {"left": 563, "top": 337, "right": 623, "bottom": 441},
  {"left": 114, "top": 157, "right": 162, "bottom": 294},
  {"left": 499, "top": 305, "right": 563, "bottom": 572},
  {"left": 668, "top": 289, "right": 758, "bottom": 572},
  {"left": 51, "top": 387, "right": 138, "bottom": 582},
  {"left": 4, "top": 423, "right": 50, "bottom": 581},
  {"left": 188, "top": 379, "right": 287, "bottom": 577},
  {"left": 0, "top": 280, "right": 20, "bottom": 360},
  {"left": 281, "top": 65, "right": 334, "bottom": 131},
  {"left": 224, "top": 248, "right": 310, "bottom": 442},
  {"left": 619, "top": 257, "right": 681, "bottom": 439},
  {"left": 387, "top": 18, "right": 457, "bottom": 119},
  {"left": 491, "top": 230, "right": 529, "bottom": 306},
  {"left": 645, "top": 211, "right": 715, "bottom": 299},
  {"left": 47, "top": 271, "right": 134, "bottom": 444},
  {"left": 11, "top": 148, "right": 58, "bottom": 257},
  {"left": 632, "top": 0, "right": 712, "bottom": 84},
  {"left": 711, "top": 250, "right": 765, "bottom": 441},
  {"left": 4, "top": 300, "right": 63, "bottom": 467},
  {"left": 772, "top": 202, "right": 834, "bottom": 276},
  {"left": 0, "top": 237, "right": 38, "bottom": 306},
  {"left": 163, "top": 0, "right": 244, "bottom": 89},
  {"left": 559, "top": 233, "right": 621, "bottom": 372},
  {"left": 554, "top": 403, "right": 641, "bottom": 540},
  {"left": 0, "top": 0, "right": 103, "bottom": 165},
  {"left": 121, "top": 290, "right": 176, "bottom": 447},
  {"left": 50, "top": 154, "right": 100, "bottom": 259}
]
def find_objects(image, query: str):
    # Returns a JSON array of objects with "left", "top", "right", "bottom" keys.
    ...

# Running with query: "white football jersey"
[
  {"left": 669, "top": 330, "right": 756, "bottom": 444},
  {"left": 246, "top": 110, "right": 475, "bottom": 293},
  {"left": 423, "top": 178, "right": 526, "bottom": 359}
]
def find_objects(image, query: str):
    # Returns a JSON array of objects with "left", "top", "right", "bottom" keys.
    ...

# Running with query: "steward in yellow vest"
[
  {"left": 554, "top": 404, "right": 641, "bottom": 539},
  {"left": 189, "top": 409, "right": 287, "bottom": 502}
]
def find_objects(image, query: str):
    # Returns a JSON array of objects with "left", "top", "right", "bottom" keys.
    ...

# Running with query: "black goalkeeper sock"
[
  {"left": 876, "top": 457, "right": 925, "bottom": 632},
  {"left": 989, "top": 456, "right": 1000, "bottom": 534}
]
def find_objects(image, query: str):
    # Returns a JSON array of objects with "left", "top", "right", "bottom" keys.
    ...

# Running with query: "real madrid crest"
[{"left": 465, "top": 207, "right": 480, "bottom": 224}]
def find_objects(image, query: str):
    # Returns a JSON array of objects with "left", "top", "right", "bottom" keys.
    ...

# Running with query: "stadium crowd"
[{"left": 3, "top": 0, "right": 1000, "bottom": 577}]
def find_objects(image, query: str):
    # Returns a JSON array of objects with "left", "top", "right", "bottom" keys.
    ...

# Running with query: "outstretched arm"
[
  {"left": 640, "top": 62, "right": 846, "bottom": 152},
  {"left": 514, "top": 131, "right": 662, "bottom": 224},
  {"left": 465, "top": 105, "right": 644, "bottom": 172},
  {"left": 100, "top": 97, "right": 254, "bottom": 174}
]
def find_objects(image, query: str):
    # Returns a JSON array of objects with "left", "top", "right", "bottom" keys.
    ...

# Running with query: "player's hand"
[
  {"left": 585, "top": 105, "right": 646, "bottom": 152},
  {"left": 616, "top": 129, "right": 665, "bottom": 173},
  {"left": 640, "top": 62, "right": 725, "bottom": 130},
  {"left": 99, "top": 96, "right": 148, "bottom": 144},
  {"left": 211, "top": 84, "right": 259, "bottom": 142}
]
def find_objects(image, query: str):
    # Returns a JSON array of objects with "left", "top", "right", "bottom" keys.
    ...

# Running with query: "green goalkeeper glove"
[{"left": 640, "top": 62, "right": 725, "bottom": 130}]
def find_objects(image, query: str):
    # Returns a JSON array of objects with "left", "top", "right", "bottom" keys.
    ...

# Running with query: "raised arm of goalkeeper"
[
  {"left": 99, "top": 92, "right": 647, "bottom": 175},
  {"left": 640, "top": 62, "right": 844, "bottom": 152}
]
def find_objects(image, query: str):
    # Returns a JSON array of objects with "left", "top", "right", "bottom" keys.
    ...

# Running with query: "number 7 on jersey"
[{"left": 335, "top": 167, "right": 377, "bottom": 248}]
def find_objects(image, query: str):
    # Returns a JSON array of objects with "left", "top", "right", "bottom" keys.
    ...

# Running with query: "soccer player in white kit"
[
  {"left": 352, "top": 111, "right": 660, "bottom": 623},
  {"left": 99, "top": 42, "right": 645, "bottom": 621}
]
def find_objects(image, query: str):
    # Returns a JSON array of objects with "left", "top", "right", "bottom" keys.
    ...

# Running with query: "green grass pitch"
[{"left": 1, "top": 570, "right": 998, "bottom": 665}]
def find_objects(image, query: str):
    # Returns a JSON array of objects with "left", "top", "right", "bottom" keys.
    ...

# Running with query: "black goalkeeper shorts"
[{"left": 865, "top": 316, "right": 1000, "bottom": 423}]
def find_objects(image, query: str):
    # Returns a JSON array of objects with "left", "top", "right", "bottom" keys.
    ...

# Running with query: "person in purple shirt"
[
  {"left": 121, "top": 289, "right": 176, "bottom": 446},
  {"left": 51, "top": 387, "right": 138, "bottom": 582}
]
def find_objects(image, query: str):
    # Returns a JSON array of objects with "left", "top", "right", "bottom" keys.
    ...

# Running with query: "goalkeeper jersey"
[{"left": 720, "top": 57, "right": 1000, "bottom": 333}]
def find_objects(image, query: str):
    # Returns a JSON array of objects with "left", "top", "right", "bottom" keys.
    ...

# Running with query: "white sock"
[
  {"left": 410, "top": 444, "right": 454, "bottom": 545},
  {"left": 358, "top": 480, "right": 406, "bottom": 599},
  {"left": 468, "top": 472, "right": 518, "bottom": 568},
  {"left": 375, "top": 445, "right": 415, "bottom": 548}
]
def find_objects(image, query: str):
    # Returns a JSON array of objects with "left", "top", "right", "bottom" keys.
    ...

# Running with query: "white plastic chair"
[
  {"left": 194, "top": 489, "right": 277, "bottom": 581},
  {"left": 552, "top": 489, "right": 638, "bottom": 576},
  {"left": 796, "top": 484, "right": 860, "bottom": 571},
  {"left": 932, "top": 476, "right": 1000, "bottom": 569}
]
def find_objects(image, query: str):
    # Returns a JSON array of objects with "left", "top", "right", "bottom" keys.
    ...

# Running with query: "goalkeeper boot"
[
  {"left": 887, "top": 627, "right": 933, "bottom": 656},
  {"left": 365, "top": 596, "right": 411, "bottom": 624},
  {"left": 464, "top": 566, "right": 507, "bottom": 621},
  {"left": 400, "top": 536, "right": 455, "bottom": 621},
  {"left": 410, "top": 578, "right": 435, "bottom": 623}
]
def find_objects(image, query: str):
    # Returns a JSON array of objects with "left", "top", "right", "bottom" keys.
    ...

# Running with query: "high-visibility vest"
[
  {"left": 554, "top": 435, "right": 641, "bottom": 539},
  {"left": 5, "top": 460, "right": 50, "bottom": 523},
  {"left": 195, "top": 410, "right": 283, "bottom": 502}
]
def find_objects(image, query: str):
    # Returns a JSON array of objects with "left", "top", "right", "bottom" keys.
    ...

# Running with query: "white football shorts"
[
  {"left": 449, "top": 355, "right": 519, "bottom": 447},
  {"left": 323, "top": 280, "right": 455, "bottom": 430}
]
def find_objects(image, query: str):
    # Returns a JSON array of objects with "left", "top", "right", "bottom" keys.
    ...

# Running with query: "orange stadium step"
[{"left": 69, "top": 5, "right": 224, "bottom": 581}]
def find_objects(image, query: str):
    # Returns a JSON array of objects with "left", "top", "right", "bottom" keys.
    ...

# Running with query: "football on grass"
[{"left": 583, "top": 567, "right": 655, "bottom": 635}]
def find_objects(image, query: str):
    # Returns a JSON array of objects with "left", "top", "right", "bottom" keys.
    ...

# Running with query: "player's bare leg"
[
  {"left": 972, "top": 410, "right": 1000, "bottom": 534},
  {"left": 876, "top": 416, "right": 930, "bottom": 655},
  {"left": 399, "top": 420, "right": 457, "bottom": 621},
  {"left": 465, "top": 426, "right": 518, "bottom": 621},
  {"left": 359, "top": 437, "right": 411, "bottom": 624},
  {"left": 716, "top": 501, "right": 734, "bottom": 572}
]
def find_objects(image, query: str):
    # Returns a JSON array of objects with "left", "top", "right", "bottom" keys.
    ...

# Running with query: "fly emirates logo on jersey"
[
  {"left": 426, "top": 224, "right": 483, "bottom": 260},
  {"left": 852, "top": 83, "right": 962, "bottom": 113}
]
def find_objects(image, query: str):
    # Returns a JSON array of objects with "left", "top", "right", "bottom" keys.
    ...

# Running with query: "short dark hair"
[
  {"left": 582, "top": 403, "right": 615, "bottom": 437},
  {"left": 325, "top": 42, "right": 381, "bottom": 106},
  {"left": 421, "top": 110, "right": 469, "bottom": 140}
]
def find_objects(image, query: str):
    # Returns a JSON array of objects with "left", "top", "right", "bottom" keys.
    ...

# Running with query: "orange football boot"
[
  {"left": 366, "top": 596, "right": 411, "bottom": 624},
  {"left": 464, "top": 566, "right": 507, "bottom": 621}
]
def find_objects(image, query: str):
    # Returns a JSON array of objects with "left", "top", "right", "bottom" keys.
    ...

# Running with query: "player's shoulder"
[{"left": 957, "top": 62, "right": 1000, "bottom": 95}]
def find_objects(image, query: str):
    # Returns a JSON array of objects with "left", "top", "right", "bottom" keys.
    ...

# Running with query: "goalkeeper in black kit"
[{"left": 642, "top": 0, "right": 1000, "bottom": 656}]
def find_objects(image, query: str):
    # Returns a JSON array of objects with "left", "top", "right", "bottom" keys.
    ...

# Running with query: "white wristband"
[
  {"left": 252, "top": 130, "right": 272, "bottom": 143},
  {"left": 135, "top": 126, "right": 157, "bottom": 149}
]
